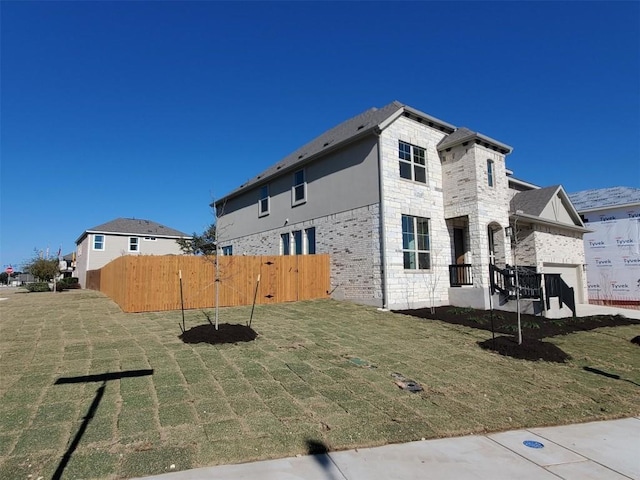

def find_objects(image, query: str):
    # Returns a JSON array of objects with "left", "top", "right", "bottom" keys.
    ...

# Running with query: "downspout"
[{"left": 376, "top": 131, "right": 389, "bottom": 310}]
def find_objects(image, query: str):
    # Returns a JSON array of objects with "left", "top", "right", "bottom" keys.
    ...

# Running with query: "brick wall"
[{"left": 221, "top": 204, "right": 383, "bottom": 306}]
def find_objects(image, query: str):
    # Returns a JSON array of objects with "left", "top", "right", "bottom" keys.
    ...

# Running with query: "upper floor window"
[
  {"left": 259, "top": 185, "right": 270, "bottom": 216},
  {"left": 93, "top": 234, "right": 105, "bottom": 251},
  {"left": 487, "top": 159, "right": 494, "bottom": 187},
  {"left": 292, "top": 169, "right": 306, "bottom": 206},
  {"left": 221, "top": 245, "right": 233, "bottom": 256},
  {"left": 129, "top": 237, "right": 139, "bottom": 252},
  {"left": 401, "top": 215, "right": 430, "bottom": 270},
  {"left": 144, "top": 237, "right": 157, "bottom": 241},
  {"left": 399, "top": 141, "right": 426, "bottom": 183}
]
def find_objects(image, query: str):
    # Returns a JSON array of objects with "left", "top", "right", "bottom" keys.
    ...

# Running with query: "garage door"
[{"left": 543, "top": 263, "right": 583, "bottom": 303}]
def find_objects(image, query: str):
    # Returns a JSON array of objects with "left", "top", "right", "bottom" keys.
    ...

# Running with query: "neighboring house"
[
  {"left": 215, "top": 101, "right": 587, "bottom": 316},
  {"left": 59, "top": 252, "right": 76, "bottom": 279},
  {"left": 75, "top": 218, "right": 191, "bottom": 288},
  {"left": 569, "top": 187, "right": 640, "bottom": 307}
]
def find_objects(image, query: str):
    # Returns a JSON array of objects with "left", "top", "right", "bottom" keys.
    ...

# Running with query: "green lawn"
[{"left": 0, "top": 288, "right": 638, "bottom": 479}]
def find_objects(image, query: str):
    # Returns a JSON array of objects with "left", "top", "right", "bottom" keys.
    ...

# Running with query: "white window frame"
[
  {"left": 292, "top": 169, "right": 307, "bottom": 206},
  {"left": 129, "top": 237, "right": 139, "bottom": 252},
  {"left": 304, "top": 227, "right": 316, "bottom": 255},
  {"left": 258, "top": 185, "right": 270, "bottom": 217},
  {"left": 487, "top": 159, "right": 494, "bottom": 187},
  {"left": 93, "top": 234, "right": 105, "bottom": 251},
  {"left": 398, "top": 141, "right": 427, "bottom": 184},
  {"left": 221, "top": 245, "right": 233, "bottom": 256},
  {"left": 401, "top": 215, "right": 431, "bottom": 270}
]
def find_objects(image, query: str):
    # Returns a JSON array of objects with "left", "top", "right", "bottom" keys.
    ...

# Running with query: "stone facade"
[
  {"left": 378, "top": 116, "right": 451, "bottom": 309},
  {"left": 221, "top": 204, "right": 383, "bottom": 306}
]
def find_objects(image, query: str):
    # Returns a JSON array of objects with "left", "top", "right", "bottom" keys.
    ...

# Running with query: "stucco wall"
[{"left": 218, "top": 136, "right": 380, "bottom": 240}]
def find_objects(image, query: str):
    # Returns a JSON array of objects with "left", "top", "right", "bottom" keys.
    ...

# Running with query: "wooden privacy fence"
[{"left": 86, "top": 254, "right": 331, "bottom": 313}]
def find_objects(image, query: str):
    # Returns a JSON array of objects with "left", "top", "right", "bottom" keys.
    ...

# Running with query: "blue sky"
[{"left": 1, "top": 1, "right": 638, "bottom": 269}]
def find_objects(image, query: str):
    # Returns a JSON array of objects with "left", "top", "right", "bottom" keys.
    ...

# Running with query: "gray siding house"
[
  {"left": 75, "top": 218, "right": 191, "bottom": 288},
  {"left": 215, "top": 101, "right": 588, "bottom": 316}
]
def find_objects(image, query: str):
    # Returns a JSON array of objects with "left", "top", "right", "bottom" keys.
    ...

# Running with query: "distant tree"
[
  {"left": 0, "top": 272, "right": 8, "bottom": 285},
  {"left": 176, "top": 223, "right": 217, "bottom": 255},
  {"left": 25, "top": 253, "right": 59, "bottom": 282}
]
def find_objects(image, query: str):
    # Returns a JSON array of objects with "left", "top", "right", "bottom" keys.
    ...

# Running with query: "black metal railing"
[
  {"left": 490, "top": 264, "right": 541, "bottom": 299},
  {"left": 545, "top": 273, "right": 576, "bottom": 317},
  {"left": 449, "top": 264, "right": 473, "bottom": 287}
]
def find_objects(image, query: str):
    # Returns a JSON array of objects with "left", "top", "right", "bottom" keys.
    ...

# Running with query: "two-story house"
[
  {"left": 215, "top": 101, "right": 588, "bottom": 316},
  {"left": 75, "top": 218, "right": 191, "bottom": 288}
]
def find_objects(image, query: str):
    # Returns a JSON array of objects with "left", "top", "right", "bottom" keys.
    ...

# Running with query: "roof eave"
[
  {"left": 76, "top": 230, "right": 191, "bottom": 244},
  {"left": 573, "top": 201, "right": 640, "bottom": 214},
  {"left": 510, "top": 212, "right": 592, "bottom": 233}
]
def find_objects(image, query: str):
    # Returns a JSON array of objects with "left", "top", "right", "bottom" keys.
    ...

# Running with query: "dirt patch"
[
  {"left": 179, "top": 324, "right": 258, "bottom": 345},
  {"left": 395, "top": 306, "right": 640, "bottom": 362},
  {"left": 477, "top": 336, "right": 571, "bottom": 363}
]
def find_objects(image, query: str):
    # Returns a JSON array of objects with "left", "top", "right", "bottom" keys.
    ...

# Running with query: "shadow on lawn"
[
  {"left": 395, "top": 307, "right": 640, "bottom": 363},
  {"left": 306, "top": 439, "right": 339, "bottom": 480},
  {"left": 179, "top": 323, "right": 257, "bottom": 345},
  {"left": 52, "top": 369, "right": 154, "bottom": 480}
]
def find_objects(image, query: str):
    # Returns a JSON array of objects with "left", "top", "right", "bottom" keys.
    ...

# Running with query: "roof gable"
[
  {"left": 76, "top": 218, "right": 191, "bottom": 244},
  {"left": 511, "top": 185, "right": 584, "bottom": 228}
]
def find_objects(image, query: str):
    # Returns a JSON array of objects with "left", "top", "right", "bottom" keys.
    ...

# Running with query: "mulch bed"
[
  {"left": 179, "top": 323, "right": 258, "bottom": 345},
  {"left": 395, "top": 307, "right": 640, "bottom": 363}
]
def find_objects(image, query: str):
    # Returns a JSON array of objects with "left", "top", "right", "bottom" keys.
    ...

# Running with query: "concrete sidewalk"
[{"left": 136, "top": 417, "right": 640, "bottom": 480}]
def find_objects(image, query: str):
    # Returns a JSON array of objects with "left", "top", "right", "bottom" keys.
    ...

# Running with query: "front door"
[
  {"left": 454, "top": 228, "right": 465, "bottom": 264},
  {"left": 453, "top": 228, "right": 467, "bottom": 284},
  {"left": 488, "top": 227, "right": 496, "bottom": 266}
]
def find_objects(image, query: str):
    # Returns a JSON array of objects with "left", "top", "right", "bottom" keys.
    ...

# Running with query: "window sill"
[
  {"left": 258, "top": 211, "right": 270, "bottom": 218},
  {"left": 292, "top": 199, "right": 307, "bottom": 208},
  {"left": 398, "top": 177, "right": 429, "bottom": 187}
]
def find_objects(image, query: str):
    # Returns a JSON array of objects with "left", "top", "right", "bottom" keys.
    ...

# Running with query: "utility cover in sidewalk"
[
  {"left": 391, "top": 372, "right": 423, "bottom": 392},
  {"left": 523, "top": 440, "right": 544, "bottom": 449}
]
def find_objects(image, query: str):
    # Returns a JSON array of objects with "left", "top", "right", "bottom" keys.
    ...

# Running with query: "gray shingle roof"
[
  {"left": 437, "top": 126, "right": 512, "bottom": 154},
  {"left": 568, "top": 187, "right": 640, "bottom": 211},
  {"left": 216, "top": 101, "right": 513, "bottom": 204},
  {"left": 80, "top": 218, "right": 190, "bottom": 242},
  {"left": 510, "top": 185, "right": 561, "bottom": 216},
  {"left": 218, "top": 101, "right": 406, "bottom": 202},
  {"left": 436, "top": 127, "right": 477, "bottom": 150}
]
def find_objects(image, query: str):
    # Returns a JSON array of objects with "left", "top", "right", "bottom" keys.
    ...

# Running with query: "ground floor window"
[
  {"left": 221, "top": 245, "right": 233, "bottom": 256},
  {"left": 305, "top": 227, "right": 316, "bottom": 254},
  {"left": 281, "top": 233, "right": 291, "bottom": 255},
  {"left": 402, "top": 215, "right": 430, "bottom": 269}
]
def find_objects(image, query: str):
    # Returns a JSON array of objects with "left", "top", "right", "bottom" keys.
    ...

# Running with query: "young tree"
[
  {"left": 25, "top": 254, "right": 60, "bottom": 282},
  {"left": 176, "top": 224, "right": 217, "bottom": 255}
]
